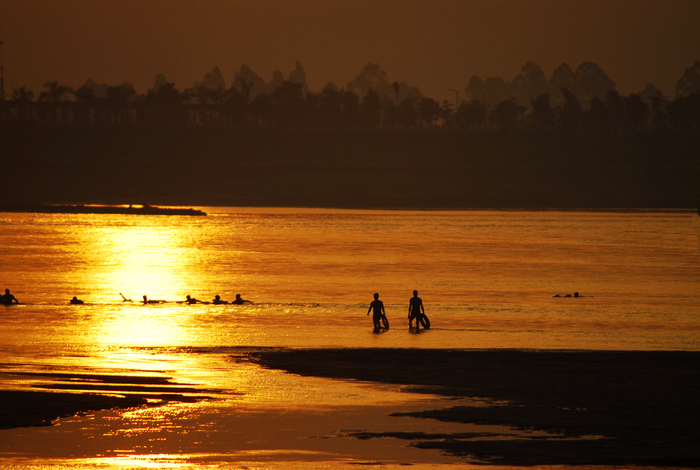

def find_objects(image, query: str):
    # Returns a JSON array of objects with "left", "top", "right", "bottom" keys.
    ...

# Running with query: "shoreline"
[
  {"left": 2, "top": 348, "right": 698, "bottom": 466},
  {"left": 249, "top": 348, "right": 700, "bottom": 466}
]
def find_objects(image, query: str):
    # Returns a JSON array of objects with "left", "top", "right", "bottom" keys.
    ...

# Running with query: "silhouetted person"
[
  {"left": 408, "top": 290, "right": 424, "bottom": 329},
  {"left": 553, "top": 292, "right": 581, "bottom": 298},
  {"left": 231, "top": 294, "right": 251, "bottom": 304},
  {"left": 185, "top": 295, "right": 200, "bottom": 304},
  {"left": 2, "top": 289, "right": 19, "bottom": 305},
  {"left": 70, "top": 296, "right": 84, "bottom": 305},
  {"left": 143, "top": 295, "right": 163, "bottom": 304},
  {"left": 212, "top": 294, "right": 228, "bottom": 304},
  {"left": 367, "top": 293, "right": 386, "bottom": 331}
]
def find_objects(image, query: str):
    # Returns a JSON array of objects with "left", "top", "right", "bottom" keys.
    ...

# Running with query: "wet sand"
[
  {"left": 2, "top": 349, "right": 699, "bottom": 466},
  {"left": 0, "top": 371, "right": 203, "bottom": 430},
  {"left": 249, "top": 348, "right": 700, "bottom": 466}
]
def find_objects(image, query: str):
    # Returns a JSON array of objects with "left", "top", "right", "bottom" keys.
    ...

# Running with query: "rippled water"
[{"left": 1, "top": 208, "right": 698, "bottom": 467}]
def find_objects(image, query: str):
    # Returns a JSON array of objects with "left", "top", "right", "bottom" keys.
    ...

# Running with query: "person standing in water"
[
  {"left": 408, "top": 290, "right": 424, "bottom": 329},
  {"left": 367, "top": 293, "right": 386, "bottom": 331}
]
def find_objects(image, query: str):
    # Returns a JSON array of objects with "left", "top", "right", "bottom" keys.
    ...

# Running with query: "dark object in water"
[{"left": 0, "top": 204, "right": 207, "bottom": 216}]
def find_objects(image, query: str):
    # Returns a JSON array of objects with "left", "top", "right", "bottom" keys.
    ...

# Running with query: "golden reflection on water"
[{"left": 93, "top": 224, "right": 186, "bottom": 301}]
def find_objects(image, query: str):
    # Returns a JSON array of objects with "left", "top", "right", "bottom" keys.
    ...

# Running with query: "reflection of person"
[
  {"left": 212, "top": 294, "right": 228, "bottom": 304},
  {"left": 408, "top": 290, "right": 424, "bottom": 329},
  {"left": 70, "top": 296, "right": 84, "bottom": 304},
  {"left": 231, "top": 294, "right": 251, "bottom": 304},
  {"left": 367, "top": 293, "right": 386, "bottom": 331},
  {"left": 2, "top": 289, "right": 19, "bottom": 305}
]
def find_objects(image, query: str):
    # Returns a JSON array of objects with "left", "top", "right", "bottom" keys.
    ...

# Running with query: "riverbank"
[
  {"left": 0, "top": 371, "right": 204, "bottom": 430},
  {"left": 2, "top": 126, "right": 698, "bottom": 209},
  {"left": 250, "top": 348, "right": 700, "bottom": 466},
  {"left": 1, "top": 348, "right": 698, "bottom": 465}
]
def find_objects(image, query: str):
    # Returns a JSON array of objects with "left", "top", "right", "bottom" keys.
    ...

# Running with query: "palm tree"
[
  {"left": 38, "top": 80, "right": 73, "bottom": 122},
  {"left": 12, "top": 86, "right": 34, "bottom": 122}
]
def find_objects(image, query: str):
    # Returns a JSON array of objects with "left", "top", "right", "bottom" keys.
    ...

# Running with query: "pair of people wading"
[{"left": 367, "top": 290, "right": 429, "bottom": 332}]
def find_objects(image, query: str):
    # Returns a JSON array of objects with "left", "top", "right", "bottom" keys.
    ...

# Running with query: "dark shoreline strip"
[
  {"left": 0, "top": 204, "right": 206, "bottom": 216},
  {"left": 249, "top": 348, "right": 700, "bottom": 466}
]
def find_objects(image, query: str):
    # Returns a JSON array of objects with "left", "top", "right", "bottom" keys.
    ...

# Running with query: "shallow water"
[{"left": 1, "top": 208, "right": 699, "bottom": 467}]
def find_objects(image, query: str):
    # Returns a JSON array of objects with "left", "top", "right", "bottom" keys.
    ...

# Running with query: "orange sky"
[{"left": 2, "top": 0, "right": 699, "bottom": 101}]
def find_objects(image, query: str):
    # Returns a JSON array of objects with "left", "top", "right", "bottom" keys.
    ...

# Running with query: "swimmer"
[
  {"left": 231, "top": 294, "right": 251, "bottom": 305},
  {"left": 2, "top": 289, "right": 19, "bottom": 305}
]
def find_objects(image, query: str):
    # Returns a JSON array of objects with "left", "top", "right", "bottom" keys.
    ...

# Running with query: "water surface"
[{"left": 1, "top": 209, "right": 698, "bottom": 467}]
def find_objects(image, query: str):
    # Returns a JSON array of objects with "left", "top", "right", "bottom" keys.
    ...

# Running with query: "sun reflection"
[{"left": 97, "top": 225, "right": 182, "bottom": 301}]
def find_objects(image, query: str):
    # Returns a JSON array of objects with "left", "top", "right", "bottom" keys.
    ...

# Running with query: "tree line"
[{"left": 1, "top": 60, "right": 699, "bottom": 132}]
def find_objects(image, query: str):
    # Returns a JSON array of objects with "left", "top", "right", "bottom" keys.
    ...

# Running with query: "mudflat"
[
  {"left": 249, "top": 348, "right": 700, "bottom": 466},
  {"left": 0, "top": 371, "right": 203, "bottom": 429}
]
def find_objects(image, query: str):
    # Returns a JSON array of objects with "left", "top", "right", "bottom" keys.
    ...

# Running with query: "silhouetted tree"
[
  {"left": 193, "top": 66, "right": 226, "bottom": 92},
  {"left": 548, "top": 63, "right": 577, "bottom": 106},
  {"left": 271, "top": 81, "right": 305, "bottom": 127},
  {"left": 73, "top": 84, "right": 96, "bottom": 124},
  {"left": 142, "top": 82, "right": 186, "bottom": 125},
  {"left": 397, "top": 97, "right": 418, "bottom": 129},
  {"left": 604, "top": 89, "right": 626, "bottom": 131},
  {"left": 347, "top": 63, "right": 389, "bottom": 99},
  {"left": 222, "top": 86, "right": 248, "bottom": 126},
  {"left": 106, "top": 83, "right": 135, "bottom": 124},
  {"left": 287, "top": 61, "right": 309, "bottom": 92},
  {"left": 318, "top": 86, "right": 343, "bottom": 127},
  {"left": 624, "top": 93, "right": 649, "bottom": 131},
  {"left": 490, "top": 98, "right": 526, "bottom": 130},
  {"left": 38, "top": 80, "right": 73, "bottom": 122},
  {"left": 675, "top": 61, "right": 700, "bottom": 97},
  {"left": 392, "top": 81, "right": 400, "bottom": 106},
  {"left": 558, "top": 88, "right": 582, "bottom": 132},
  {"left": 530, "top": 93, "right": 556, "bottom": 130},
  {"left": 466, "top": 75, "right": 510, "bottom": 108},
  {"left": 12, "top": 85, "right": 34, "bottom": 103},
  {"left": 456, "top": 98, "right": 486, "bottom": 130},
  {"left": 575, "top": 62, "right": 615, "bottom": 105},
  {"left": 234, "top": 65, "right": 266, "bottom": 99},
  {"left": 512, "top": 62, "right": 548, "bottom": 106},
  {"left": 417, "top": 97, "right": 441, "bottom": 128},
  {"left": 341, "top": 90, "right": 361, "bottom": 128},
  {"left": 267, "top": 70, "right": 285, "bottom": 94},
  {"left": 249, "top": 92, "right": 273, "bottom": 127},
  {"left": 11, "top": 86, "right": 34, "bottom": 122},
  {"left": 668, "top": 92, "right": 700, "bottom": 131},
  {"left": 588, "top": 96, "right": 608, "bottom": 132},
  {"left": 361, "top": 89, "right": 381, "bottom": 128}
]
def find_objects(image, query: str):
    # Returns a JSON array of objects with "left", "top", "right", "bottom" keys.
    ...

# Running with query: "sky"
[{"left": 2, "top": 0, "right": 699, "bottom": 102}]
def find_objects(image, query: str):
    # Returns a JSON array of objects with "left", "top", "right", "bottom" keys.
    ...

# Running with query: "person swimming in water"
[
  {"left": 553, "top": 292, "right": 581, "bottom": 298},
  {"left": 143, "top": 295, "right": 164, "bottom": 304},
  {"left": 367, "top": 293, "right": 387, "bottom": 331},
  {"left": 212, "top": 294, "right": 228, "bottom": 304},
  {"left": 2, "top": 289, "right": 19, "bottom": 305},
  {"left": 231, "top": 294, "right": 251, "bottom": 304},
  {"left": 70, "top": 296, "right": 84, "bottom": 304}
]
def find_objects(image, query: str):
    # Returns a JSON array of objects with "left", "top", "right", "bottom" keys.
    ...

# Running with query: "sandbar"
[{"left": 249, "top": 348, "right": 700, "bottom": 466}]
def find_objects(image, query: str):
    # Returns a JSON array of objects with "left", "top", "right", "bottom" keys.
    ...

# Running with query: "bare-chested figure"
[
  {"left": 367, "top": 293, "right": 386, "bottom": 331},
  {"left": 408, "top": 290, "right": 424, "bottom": 329}
]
